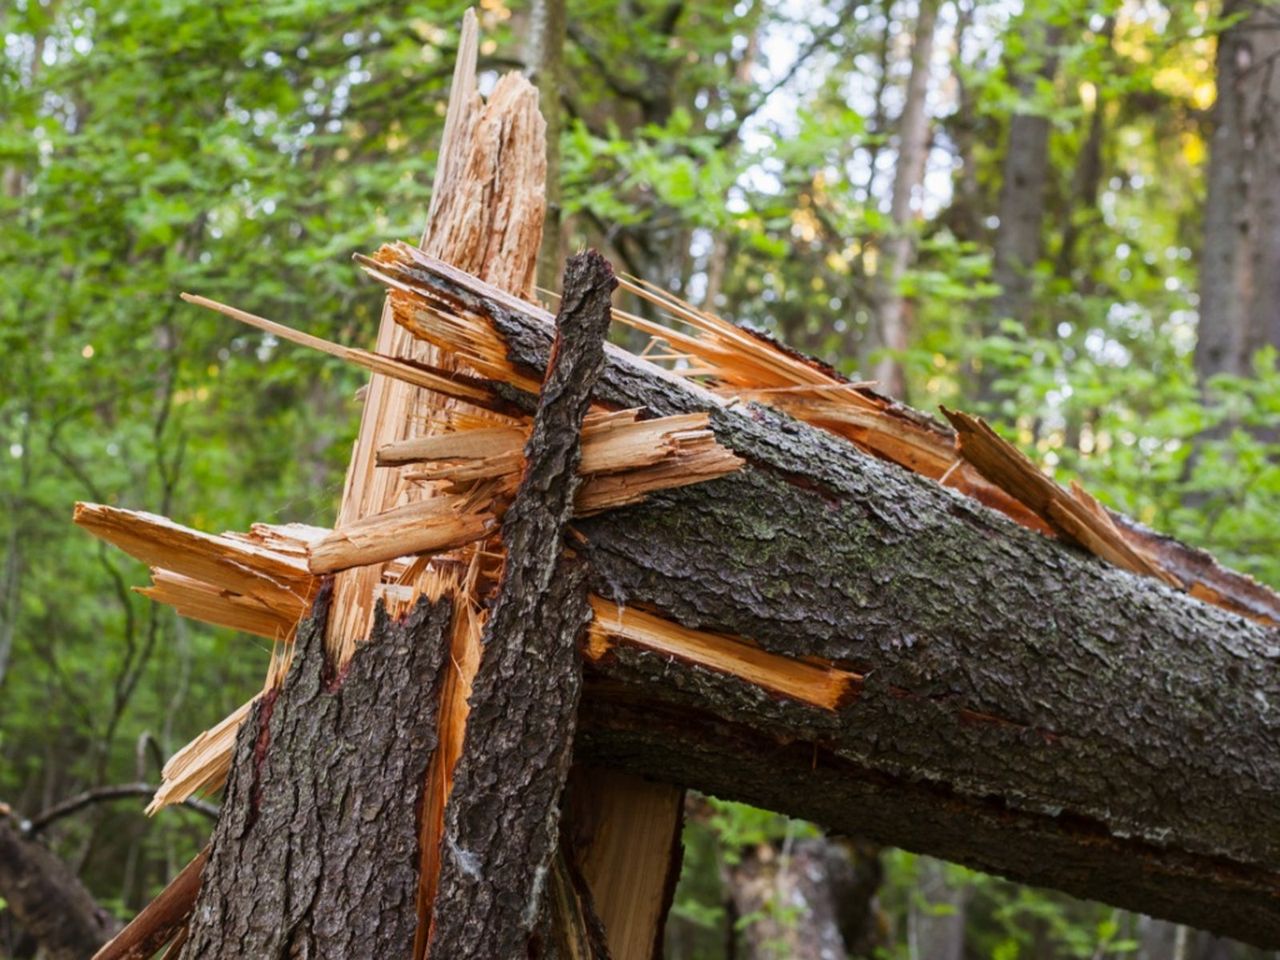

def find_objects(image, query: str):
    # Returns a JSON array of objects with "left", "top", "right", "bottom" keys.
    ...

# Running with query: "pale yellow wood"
[{"left": 568, "top": 768, "right": 686, "bottom": 960}]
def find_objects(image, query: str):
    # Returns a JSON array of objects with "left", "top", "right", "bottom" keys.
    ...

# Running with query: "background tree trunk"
[
  {"left": 0, "top": 812, "right": 119, "bottom": 960},
  {"left": 1196, "top": 0, "right": 1280, "bottom": 383},
  {"left": 872, "top": 0, "right": 939, "bottom": 400},
  {"left": 725, "top": 836, "right": 884, "bottom": 959},
  {"left": 980, "top": 14, "right": 1063, "bottom": 400}
]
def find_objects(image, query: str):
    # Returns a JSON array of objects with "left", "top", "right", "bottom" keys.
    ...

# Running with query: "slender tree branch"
[{"left": 23, "top": 784, "right": 220, "bottom": 835}]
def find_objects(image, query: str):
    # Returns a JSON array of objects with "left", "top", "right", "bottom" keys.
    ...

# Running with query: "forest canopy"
[{"left": 2, "top": 0, "right": 1279, "bottom": 957}]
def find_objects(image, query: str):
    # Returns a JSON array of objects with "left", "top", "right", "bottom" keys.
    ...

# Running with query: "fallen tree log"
[{"left": 364, "top": 248, "right": 1280, "bottom": 947}]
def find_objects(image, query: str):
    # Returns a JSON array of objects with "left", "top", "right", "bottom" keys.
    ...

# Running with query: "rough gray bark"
[
  {"left": 1196, "top": 0, "right": 1280, "bottom": 382},
  {"left": 426, "top": 252, "right": 613, "bottom": 958},
  {"left": 177, "top": 584, "right": 451, "bottom": 959},
  {"left": 386, "top": 253, "right": 1280, "bottom": 948},
  {"left": 0, "top": 812, "right": 119, "bottom": 960}
]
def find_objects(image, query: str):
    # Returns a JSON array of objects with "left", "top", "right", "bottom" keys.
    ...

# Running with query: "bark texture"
[
  {"left": 0, "top": 813, "right": 119, "bottom": 960},
  {"left": 178, "top": 584, "right": 451, "bottom": 959},
  {"left": 398, "top": 255, "right": 1280, "bottom": 947},
  {"left": 426, "top": 252, "right": 614, "bottom": 958}
]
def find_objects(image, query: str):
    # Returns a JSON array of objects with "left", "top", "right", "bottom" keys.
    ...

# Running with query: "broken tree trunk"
[
  {"left": 425, "top": 252, "right": 612, "bottom": 957},
  {"left": 177, "top": 584, "right": 452, "bottom": 958},
  {"left": 369, "top": 251, "right": 1280, "bottom": 948}
]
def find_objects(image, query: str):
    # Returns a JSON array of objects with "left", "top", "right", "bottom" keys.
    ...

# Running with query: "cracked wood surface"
[{"left": 426, "top": 252, "right": 614, "bottom": 958}]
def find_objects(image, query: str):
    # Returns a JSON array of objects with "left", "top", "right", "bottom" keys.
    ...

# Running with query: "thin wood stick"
[
  {"left": 180, "top": 293, "right": 497, "bottom": 406},
  {"left": 91, "top": 846, "right": 208, "bottom": 960}
]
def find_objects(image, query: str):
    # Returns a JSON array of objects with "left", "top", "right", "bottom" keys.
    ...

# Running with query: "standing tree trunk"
[
  {"left": 909, "top": 858, "right": 968, "bottom": 960},
  {"left": 525, "top": 0, "right": 568, "bottom": 295},
  {"left": 979, "top": 13, "right": 1062, "bottom": 401},
  {"left": 871, "top": 0, "right": 939, "bottom": 401},
  {"left": 726, "top": 836, "right": 884, "bottom": 959},
  {"left": 1196, "top": 0, "right": 1280, "bottom": 383},
  {"left": 177, "top": 587, "right": 453, "bottom": 958}
]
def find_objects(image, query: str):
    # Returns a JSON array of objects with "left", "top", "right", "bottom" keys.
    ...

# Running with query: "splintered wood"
[
  {"left": 586, "top": 598, "right": 861, "bottom": 711},
  {"left": 74, "top": 10, "right": 1280, "bottom": 956},
  {"left": 940, "top": 408, "right": 1178, "bottom": 584}
]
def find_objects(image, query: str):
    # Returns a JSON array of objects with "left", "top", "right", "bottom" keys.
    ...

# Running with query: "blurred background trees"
[{"left": 2, "top": 0, "right": 1278, "bottom": 956}]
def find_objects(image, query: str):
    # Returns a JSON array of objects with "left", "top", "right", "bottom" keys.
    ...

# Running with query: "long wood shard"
[
  {"left": 426, "top": 251, "right": 612, "bottom": 958},
  {"left": 586, "top": 598, "right": 860, "bottom": 711}
]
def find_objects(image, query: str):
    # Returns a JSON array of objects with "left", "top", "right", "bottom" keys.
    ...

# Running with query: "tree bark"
[
  {"left": 425, "top": 252, "right": 614, "bottom": 958},
  {"left": 176, "top": 584, "right": 452, "bottom": 959},
  {"left": 1196, "top": 0, "right": 1280, "bottom": 382},
  {"left": 393, "top": 254, "right": 1280, "bottom": 948}
]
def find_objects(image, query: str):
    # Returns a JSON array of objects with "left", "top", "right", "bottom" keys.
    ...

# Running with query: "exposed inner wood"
[
  {"left": 146, "top": 701, "right": 254, "bottom": 814},
  {"left": 942, "top": 406, "right": 1180, "bottom": 586},
  {"left": 179, "top": 293, "right": 500, "bottom": 408},
  {"left": 564, "top": 767, "right": 685, "bottom": 960},
  {"left": 586, "top": 597, "right": 860, "bottom": 712}
]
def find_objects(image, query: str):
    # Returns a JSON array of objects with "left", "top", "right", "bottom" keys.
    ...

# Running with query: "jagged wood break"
[{"left": 356, "top": 243, "right": 1280, "bottom": 948}]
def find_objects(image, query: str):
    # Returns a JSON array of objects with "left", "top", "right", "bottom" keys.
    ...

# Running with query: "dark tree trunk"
[
  {"left": 390, "top": 254, "right": 1280, "bottom": 948},
  {"left": 1196, "top": 0, "right": 1280, "bottom": 382},
  {"left": 524, "top": 0, "right": 567, "bottom": 294},
  {"left": 176, "top": 585, "right": 453, "bottom": 959},
  {"left": 0, "top": 813, "right": 119, "bottom": 960},
  {"left": 426, "top": 252, "right": 615, "bottom": 958},
  {"left": 979, "top": 13, "right": 1062, "bottom": 399},
  {"left": 871, "top": 0, "right": 938, "bottom": 401}
]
